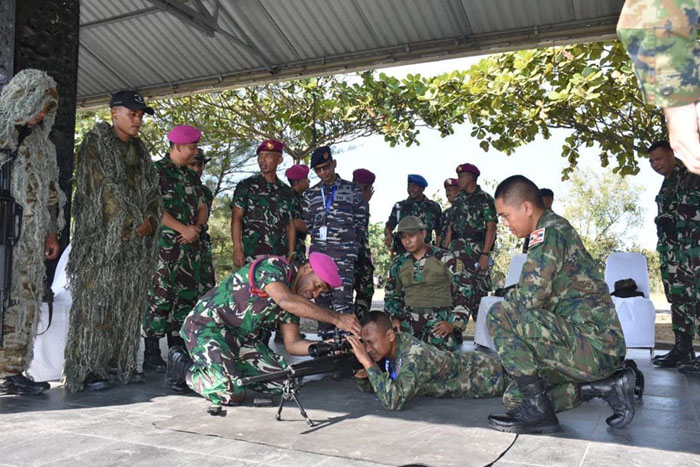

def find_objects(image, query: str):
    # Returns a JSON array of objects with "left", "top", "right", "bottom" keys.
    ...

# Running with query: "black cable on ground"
[{"left": 483, "top": 433, "right": 519, "bottom": 467}]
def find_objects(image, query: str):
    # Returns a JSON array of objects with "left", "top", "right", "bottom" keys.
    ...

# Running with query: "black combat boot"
[
  {"left": 143, "top": 336, "right": 166, "bottom": 372},
  {"left": 0, "top": 374, "right": 50, "bottom": 395},
  {"left": 166, "top": 346, "right": 193, "bottom": 393},
  {"left": 623, "top": 359, "right": 645, "bottom": 397},
  {"left": 487, "top": 377, "right": 559, "bottom": 434},
  {"left": 653, "top": 331, "right": 695, "bottom": 368},
  {"left": 84, "top": 372, "right": 111, "bottom": 391},
  {"left": 678, "top": 355, "right": 700, "bottom": 376},
  {"left": 579, "top": 367, "right": 636, "bottom": 428},
  {"left": 166, "top": 333, "right": 185, "bottom": 349}
]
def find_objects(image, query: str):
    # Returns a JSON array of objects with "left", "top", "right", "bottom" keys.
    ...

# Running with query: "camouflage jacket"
[
  {"left": 504, "top": 210, "right": 626, "bottom": 357},
  {"left": 617, "top": 0, "right": 700, "bottom": 107},
  {"left": 303, "top": 175, "right": 368, "bottom": 249},
  {"left": 656, "top": 158, "right": 700, "bottom": 249},
  {"left": 384, "top": 246, "right": 470, "bottom": 329},
  {"left": 446, "top": 187, "right": 497, "bottom": 258},
  {"left": 292, "top": 190, "right": 308, "bottom": 261},
  {"left": 231, "top": 174, "right": 296, "bottom": 258},
  {"left": 437, "top": 205, "right": 455, "bottom": 245},
  {"left": 155, "top": 156, "right": 204, "bottom": 242},
  {"left": 186, "top": 256, "right": 299, "bottom": 343},
  {"left": 386, "top": 195, "right": 442, "bottom": 251}
]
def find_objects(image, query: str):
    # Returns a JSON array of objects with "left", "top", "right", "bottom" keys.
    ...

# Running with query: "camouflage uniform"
[
  {"left": 231, "top": 174, "right": 296, "bottom": 261},
  {"left": 353, "top": 198, "right": 374, "bottom": 318},
  {"left": 617, "top": 0, "right": 700, "bottom": 108},
  {"left": 290, "top": 190, "right": 307, "bottom": 268},
  {"left": 386, "top": 196, "right": 442, "bottom": 254},
  {"left": 180, "top": 257, "right": 299, "bottom": 405},
  {"left": 304, "top": 175, "right": 368, "bottom": 322},
  {"left": 446, "top": 187, "right": 497, "bottom": 318},
  {"left": 199, "top": 183, "right": 216, "bottom": 294},
  {"left": 437, "top": 204, "right": 454, "bottom": 247},
  {"left": 356, "top": 332, "right": 507, "bottom": 411},
  {"left": 143, "top": 156, "right": 204, "bottom": 338},
  {"left": 384, "top": 246, "right": 471, "bottom": 351},
  {"left": 655, "top": 159, "right": 700, "bottom": 337},
  {"left": 488, "top": 210, "right": 626, "bottom": 412}
]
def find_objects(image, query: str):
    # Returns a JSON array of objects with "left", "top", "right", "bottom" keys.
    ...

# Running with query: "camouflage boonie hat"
[{"left": 397, "top": 216, "right": 425, "bottom": 233}]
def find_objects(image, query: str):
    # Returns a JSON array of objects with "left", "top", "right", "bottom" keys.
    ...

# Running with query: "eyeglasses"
[{"left": 314, "top": 163, "right": 332, "bottom": 173}]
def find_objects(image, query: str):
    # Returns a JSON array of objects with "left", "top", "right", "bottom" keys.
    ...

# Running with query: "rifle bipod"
[{"left": 276, "top": 377, "right": 315, "bottom": 427}]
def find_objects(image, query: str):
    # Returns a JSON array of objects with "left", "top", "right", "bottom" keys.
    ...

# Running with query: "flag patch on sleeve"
[{"left": 529, "top": 228, "right": 546, "bottom": 248}]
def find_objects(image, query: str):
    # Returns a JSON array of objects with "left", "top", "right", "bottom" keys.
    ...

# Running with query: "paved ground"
[{"left": 1, "top": 343, "right": 700, "bottom": 467}]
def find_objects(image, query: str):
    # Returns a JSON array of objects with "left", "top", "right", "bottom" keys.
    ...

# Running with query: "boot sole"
[
  {"left": 0, "top": 387, "right": 48, "bottom": 396},
  {"left": 488, "top": 420, "right": 560, "bottom": 434}
]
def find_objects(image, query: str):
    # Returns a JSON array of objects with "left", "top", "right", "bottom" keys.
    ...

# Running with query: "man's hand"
[
  {"left": 347, "top": 335, "right": 373, "bottom": 369},
  {"left": 135, "top": 218, "right": 152, "bottom": 238},
  {"left": 335, "top": 313, "right": 361, "bottom": 336},
  {"left": 354, "top": 368, "right": 368, "bottom": 379},
  {"left": 391, "top": 318, "right": 402, "bottom": 332},
  {"left": 44, "top": 233, "right": 59, "bottom": 260},
  {"left": 362, "top": 185, "right": 375, "bottom": 203},
  {"left": 433, "top": 321, "right": 455, "bottom": 338},
  {"left": 665, "top": 103, "right": 700, "bottom": 175},
  {"left": 179, "top": 224, "right": 200, "bottom": 243},
  {"left": 233, "top": 249, "right": 245, "bottom": 269},
  {"left": 478, "top": 254, "right": 490, "bottom": 270}
]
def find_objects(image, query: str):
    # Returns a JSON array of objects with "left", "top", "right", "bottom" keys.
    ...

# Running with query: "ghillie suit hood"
[{"left": 63, "top": 121, "right": 162, "bottom": 391}]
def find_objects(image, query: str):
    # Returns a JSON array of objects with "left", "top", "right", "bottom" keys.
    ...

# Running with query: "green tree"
[{"left": 368, "top": 221, "right": 392, "bottom": 282}]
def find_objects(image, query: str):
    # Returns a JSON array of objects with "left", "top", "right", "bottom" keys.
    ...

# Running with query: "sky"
[{"left": 291, "top": 55, "right": 661, "bottom": 251}]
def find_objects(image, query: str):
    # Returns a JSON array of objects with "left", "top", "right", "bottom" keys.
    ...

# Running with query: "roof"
[{"left": 78, "top": 0, "right": 625, "bottom": 108}]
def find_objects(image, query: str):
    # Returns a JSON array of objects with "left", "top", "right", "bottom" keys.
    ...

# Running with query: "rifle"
[
  {"left": 0, "top": 149, "right": 23, "bottom": 346},
  {"left": 236, "top": 333, "right": 359, "bottom": 426}
]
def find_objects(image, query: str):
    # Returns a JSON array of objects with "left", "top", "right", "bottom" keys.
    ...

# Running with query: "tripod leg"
[
  {"left": 275, "top": 394, "right": 286, "bottom": 421},
  {"left": 290, "top": 393, "right": 315, "bottom": 427}
]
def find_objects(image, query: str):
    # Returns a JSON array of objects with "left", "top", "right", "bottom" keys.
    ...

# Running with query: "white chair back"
[
  {"left": 604, "top": 252, "right": 651, "bottom": 299},
  {"left": 505, "top": 254, "right": 527, "bottom": 287},
  {"left": 51, "top": 244, "right": 71, "bottom": 302}
]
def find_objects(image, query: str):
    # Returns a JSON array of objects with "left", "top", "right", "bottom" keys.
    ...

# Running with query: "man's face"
[
  {"left": 257, "top": 150, "right": 282, "bottom": 175},
  {"left": 187, "top": 160, "right": 205, "bottom": 177},
  {"left": 407, "top": 182, "right": 424, "bottom": 200},
  {"left": 649, "top": 147, "right": 675, "bottom": 176},
  {"left": 457, "top": 172, "right": 473, "bottom": 190},
  {"left": 314, "top": 160, "right": 336, "bottom": 184},
  {"left": 361, "top": 322, "right": 394, "bottom": 362},
  {"left": 400, "top": 230, "right": 425, "bottom": 254},
  {"left": 296, "top": 266, "right": 330, "bottom": 300},
  {"left": 295, "top": 177, "right": 310, "bottom": 192},
  {"left": 356, "top": 182, "right": 374, "bottom": 202},
  {"left": 495, "top": 197, "right": 532, "bottom": 239},
  {"left": 542, "top": 196, "right": 554, "bottom": 210},
  {"left": 111, "top": 106, "right": 144, "bottom": 137},
  {"left": 25, "top": 100, "right": 54, "bottom": 126},
  {"left": 171, "top": 143, "right": 198, "bottom": 166},
  {"left": 446, "top": 186, "right": 459, "bottom": 202}
]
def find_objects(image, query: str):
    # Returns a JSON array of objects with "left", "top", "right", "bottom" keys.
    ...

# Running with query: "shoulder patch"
[{"left": 529, "top": 228, "right": 546, "bottom": 248}]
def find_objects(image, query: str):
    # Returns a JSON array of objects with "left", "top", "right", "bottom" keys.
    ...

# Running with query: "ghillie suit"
[
  {"left": 63, "top": 121, "right": 161, "bottom": 391},
  {"left": 0, "top": 69, "right": 66, "bottom": 378}
]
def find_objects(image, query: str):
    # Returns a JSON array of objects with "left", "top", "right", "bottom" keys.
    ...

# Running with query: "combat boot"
[
  {"left": 166, "top": 346, "right": 193, "bottom": 393},
  {"left": 166, "top": 333, "right": 185, "bottom": 349},
  {"left": 0, "top": 374, "right": 50, "bottom": 396},
  {"left": 653, "top": 331, "right": 695, "bottom": 368},
  {"left": 623, "top": 359, "right": 645, "bottom": 397},
  {"left": 487, "top": 378, "right": 559, "bottom": 434},
  {"left": 678, "top": 356, "right": 700, "bottom": 376},
  {"left": 143, "top": 336, "right": 166, "bottom": 372},
  {"left": 579, "top": 367, "right": 636, "bottom": 428}
]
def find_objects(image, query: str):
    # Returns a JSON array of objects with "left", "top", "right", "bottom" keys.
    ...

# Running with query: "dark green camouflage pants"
[
  {"left": 488, "top": 301, "right": 622, "bottom": 412},
  {"left": 181, "top": 314, "right": 287, "bottom": 405},
  {"left": 199, "top": 232, "right": 215, "bottom": 295},
  {"left": 454, "top": 246, "right": 491, "bottom": 321},
  {"left": 659, "top": 237, "right": 700, "bottom": 338},
  {"left": 353, "top": 241, "right": 374, "bottom": 318},
  {"left": 399, "top": 307, "right": 460, "bottom": 352}
]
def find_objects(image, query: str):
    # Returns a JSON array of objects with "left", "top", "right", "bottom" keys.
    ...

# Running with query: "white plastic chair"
[
  {"left": 604, "top": 252, "right": 656, "bottom": 355},
  {"left": 474, "top": 254, "right": 527, "bottom": 350}
]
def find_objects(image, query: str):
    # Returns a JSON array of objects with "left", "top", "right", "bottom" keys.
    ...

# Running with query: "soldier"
[
  {"left": 647, "top": 141, "right": 700, "bottom": 374},
  {"left": 486, "top": 175, "right": 635, "bottom": 434},
  {"left": 0, "top": 69, "right": 64, "bottom": 396},
  {"left": 444, "top": 163, "right": 496, "bottom": 320},
  {"left": 352, "top": 168, "right": 376, "bottom": 318},
  {"left": 231, "top": 139, "right": 296, "bottom": 269},
  {"left": 436, "top": 178, "right": 459, "bottom": 248},
  {"left": 285, "top": 163, "right": 310, "bottom": 268},
  {"left": 64, "top": 90, "right": 161, "bottom": 392},
  {"left": 347, "top": 311, "right": 507, "bottom": 411},
  {"left": 143, "top": 125, "right": 207, "bottom": 380},
  {"left": 384, "top": 174, "right": 441, "bottom": 255},
  {"left": 165, "top": 253, "right": 361, "bottom": 405},
  {"left": 618, "top": 0, "right": 700, "bottom": 175},
  {"left": 384, "top": 216, "right": 470, "bottom": 352},
  {"left": 304, "top": 146, "right": 368, "bottom": 338},
  {"left": 188, "top": 149, "right": 215, "bottom": 294}
]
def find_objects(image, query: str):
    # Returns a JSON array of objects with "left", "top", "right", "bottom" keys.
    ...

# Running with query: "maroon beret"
[
  {"left": 285, "top": 164, "right": 310, "bottom": 180},
  {"left": 443, "top": 178, "right": 459, "bottom": 188},
  {"left": 257, "top": 139, "right": 284, "bottom": 154},
  {"left": 353, "top": 168, "right": 376, "bottom": 185},
  {"left": 456, "top": 163, "right": 480, "bottom": 176},
  {"left": 167, "top": 125, "right": 202, "bottom": 144}
]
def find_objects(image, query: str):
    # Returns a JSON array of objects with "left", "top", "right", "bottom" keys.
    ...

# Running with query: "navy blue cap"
[
  {"left": 310, "top": 146, "right": 333, "bottom": 168},
  {"left": 407, "top": 174, "right": 428, "bottom": 188},
  {"left": 109, "top": 90, "right": 154, "bottom": 115}
]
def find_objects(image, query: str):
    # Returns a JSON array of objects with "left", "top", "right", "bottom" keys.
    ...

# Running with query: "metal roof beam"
[
  {"left": 81, "top": 7, "right": 160, "bottom": 30},
  {"left": 145, "top": 0, "right": 219, "bottom": 36}
]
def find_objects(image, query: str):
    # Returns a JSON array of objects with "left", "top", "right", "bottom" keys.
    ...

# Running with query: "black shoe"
[
  {"left": 623, "top": 359, "right": 645, "bottom": 397},
  {"left": 678, "top": 356, "right": 700, "bottom": 376},
  {"left": 143, "top": 336, "right": 167, "bottom": 372},
  {"left": 580, "top": 367, "right": 636, "bottom": 428},
  {"left": 653, "top": 332, "right": 695, "bottom": 368},
  {"left": 487, "top": 379, "right": 560, "bottom": 434},
  {"left": 166, "top": 346, "right": 193, "bottom": 392},
  {"left": 0, "top": 374, "right": 50, "bottom": 396},
  {"left": 84, "top": 373, "right": 111, "bottom": 392}
]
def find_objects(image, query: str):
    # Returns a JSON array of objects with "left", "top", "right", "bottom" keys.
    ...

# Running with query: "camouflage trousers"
[
  {"left": 488, "top": 301, "right": 622, "bottom": 412},
  {"left": 454, "top": 247, "right": 492, "bottom": 320},
  {"left": 353, "top": 241, "right": 374, "bottom": 319},
  {"left": 310, "top": 244, "right": 356, "bottom": 335},
  {"left": 144, "top": 236, "right": 202, "bottom": 338},
  {"left": 659, "top": 239, "right": 700, "bottom": 337},
  {"left": 199, "top": 233, "right": 215, "bottom": 296},
  {"left": 398, "top": 307, "right": 461, "bottom": 352},
  {"left": 181, "top": 314, "right": 287, "bottom": 405},
  {"left": 421, "top": 351, "right": 508, "bottom": 399}
]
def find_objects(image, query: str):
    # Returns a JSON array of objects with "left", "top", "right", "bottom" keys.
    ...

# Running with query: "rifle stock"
[{"left": 237, "top": 352, "right": 356, "bottom": 386}]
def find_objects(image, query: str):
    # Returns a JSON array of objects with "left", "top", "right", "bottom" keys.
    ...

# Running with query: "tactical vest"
[{"left": 397, "top": 256, "right": 453, "bottom": 308}]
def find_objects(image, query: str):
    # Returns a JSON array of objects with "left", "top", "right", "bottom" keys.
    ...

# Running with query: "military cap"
[
  {"left": 285, "top": 164, "right": 310, "bottom": 180},
  {"left": 456, "top": 163, "right": 480, "bottom": 177},
  {"left": 168, "top": 125, "right": 201, "bottom": 144},
  {"left": 407, "top": 174, "right": 428, "bottom": 188},
  {"left": 257, "top": 139, "right": 284, "bottom": 154},
  {"left": 353, "top": 168, "right": 376, "bottom": 185},
  {"left": 444, "top": 178, "right": 459, "bottom": 188},
  {"left": 310, "top": 146, "right": 333, "bottom": 168},
  {"left": 308, "top": 252, "right": 342, "bottom": 288},
  {"left": 397, "top": 215, "right": 426, "bottom": 233},
  {"left": 109, "top": 90, "right": 154, "bottom": 115}
]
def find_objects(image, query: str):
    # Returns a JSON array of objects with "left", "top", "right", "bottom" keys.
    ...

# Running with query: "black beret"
[{"left": 310, "top": 146, "right": 333, "bottom": 168}]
